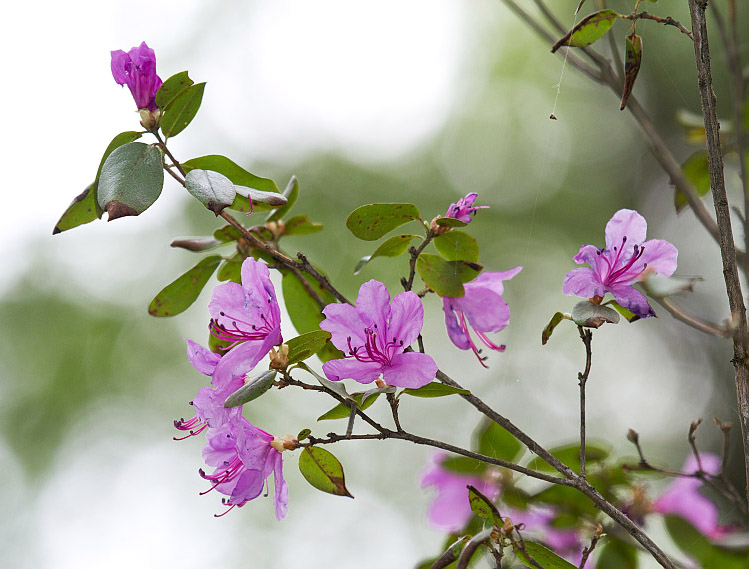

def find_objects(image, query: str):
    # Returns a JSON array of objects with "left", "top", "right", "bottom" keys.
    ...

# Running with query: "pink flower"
[
  {"left": 320, "top": 280, "right": 437, "bottom": 388},
  {"left": 653, "top": 453, "right": 732, "bottom": 540},
  {"left": 110, "top": 42, "right": 162, "bottom": 111},
  {"left": 200, "top": 415, "right": 288, "bottom": 520},
  {"left": 420, "top": 453, "right": 500, "bottom": 532},
  {"left": 563, "top": 209, "right": 677, "bottom": 319},
  {"left": 445, "top": 193, "right": 489, "bottom": 223},
  {"left": 442, "top": 267, "right": 522, "bottom": 366},
  {"left": 209, "top": 258, "right": 282, "bottom": 391}
]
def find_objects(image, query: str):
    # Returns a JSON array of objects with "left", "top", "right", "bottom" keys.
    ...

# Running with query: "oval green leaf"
[
  {"left": 156, "top": 71, "right": 194, "bottom": 109},
  {"left": 476, "top": 421, "right": 523, "bottom": 463},
  {"left": 346, "top": 203, "right": 421, "bottom": 241},
  {"left": 435, "top": 217, "right": 468, "bottom": 228},
  {"left": 216, "top": 253, "right": 243, "bottom": 284},
  {"left": 286, "top": 330, "right": 332, "bottom": 365},
  {"left": 182, "top": 155, "right": 280, "bottom": 213},
  {"left": 526, "top": 442, "right": 611, "bottom": 473},
  {"left": 467, "top": 485, "right": 503, "bottom": 527},
  {"left": 571, "top": 300, "right": 620, "bottom": 328},
  {"left": 184, "top": 169, "right": 237, "bottom": 215},
  {"left": 401, "top": 382, "right": 470, "bottom": 398},
  {"left": 433, "top": 230, "right": 479, "bottom": 262},
  {"left": 354, "top": 234, "right": 420, "bottom": 275},
  {"left": 675, "top": 151, "right": 710, "bottom": 212},
  {"left": 148, "top": 255, "right": 222, "bottom": 317},
  {"left": 416, "top": 253, "right": 465, "bottom": 297},
  {"left": 54, "top": 131, "right": 143, "bottom": 233},
  {"left": 595, "top": 539, "right": 639, "bottom": 569},
  {"left": 160, "top": 82, "right": 205, "bottom": 138},
  {"left": 517, "top": 541, "right": 578, "bottom": 569},
  {"left": 283, "top": 215, "right": 324, "bottom": 236},
  {"left": 552, "top": 10, "right": 621, "bottom": 52},
  {"left": 298, "top": 447, "right": 353, "bottom": 498},
  {"left": 98, "top": 142, "right": 164, "bottom": 220},
  {"left": 223, "top": 370, "right": 276, "bottom": 407}
]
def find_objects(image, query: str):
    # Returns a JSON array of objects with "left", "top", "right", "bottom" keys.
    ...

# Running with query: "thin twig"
[
  {"left": 579, "top": 524, "right": 604, "bottom": 569},
  {"left": 577, "top": 327, "right": 593, "bottom": 480},
  {"left": 688, "top": 418, "right": 705, "bottom": 474},
  {"left": 624, "top": 12, "right": 694, "bottom": 41},
  {"left": 689, "top": 0, "right": 749, "bottom": 509},
  {"left": 297, "top": 253, "right": 351, "bottom": 305},
  {"left": 404, "top": 235, "right": 434, "bottom": 292},
  {"left": 456, "top": 529, "right": 493, "bottom": 569}
]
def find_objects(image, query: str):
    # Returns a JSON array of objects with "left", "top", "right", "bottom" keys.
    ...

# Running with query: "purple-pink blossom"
[
  {"left": 110, "top": 42, "right": 162, "bottom": 111},
  {"left": 563, "top": 209, "right": 677, "bottom": 319},
  {"left": 653, "top": 453, "right": 731, "bottom": 540},
  {"left": 420, "top": 453, "right": 500, "bottom": 532},
  {"left": 442, "top": 267, "right": 522, "bottom": 366},
  {"left": 200, "top": 415, "right": 288, "bottom": 520},
  {"left": 209, "top": 258, "right": 282, "bottom": 391},
  {"left": 320, "top": 280, "right": 437, "bottom": 388},
  {"left": 445, "top": 193, "right": 489, "bottom": 223}
]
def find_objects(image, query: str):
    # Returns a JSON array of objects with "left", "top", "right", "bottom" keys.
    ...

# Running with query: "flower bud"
[
  {"left": 269, "top": 344, "right": 290, "bottom": 370},
  {"left": 271, "top": 434, "right": 298, "bottom": 452}
]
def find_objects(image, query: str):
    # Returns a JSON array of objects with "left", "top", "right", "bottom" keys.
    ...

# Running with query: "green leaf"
[
  {"left": 477, "top": 421, "right": 523, "bottom": 463},
  {"left": 223, "top": 370, "right": 276, "bottom": 407},
  {"left": 467, "top": 485, "right": 503, "bottom": 527},
  {"left": 517, "top": 541, "right": 578, "bottom": 569},
  {"left": 552, "top": 10, "right": 621, "bottom": 52},
  {"left": 297, "top": 428, "right": 311, "bottom": 441},
  {"left": 148, "top": 255, "right": 222, "bottom": 317},
  {"left": 675, "top": 151, "right": 710, "bottom": 212},
  {"left": 435, "top": 217, "right": 468, "bottom": 228},
  {"left": 527, "top": 442, "right": 611, "bottom": 473},
  {"left": 281, "top": 270, "right": 342, "bottom": 363},
  {"left": 213, "top": 225, "right": 244, "bottom": 243},
  {"left": 97, "top": 142, "right": 164, "bottom": 220},
  {"left": 283, "top": 215, "right": 324, "bottom": 236},
  {"left": 401, "top": 382, "right": 470, "bottom": 398},
  {"left": 184, "top": 169, "right": 237, "bottom": 215},
  {"left": 346, "top": 203, "right": 421, "bottom": 241},
  {"left": 604, "top": 300, "right": 639, "bottom": 323},
  {"left": 416, "top": 253, "right": 465, "bottom": 297},
  {"left": 620, "top": 32, "right": 643, "bottom": 111},
  {"left": 317, "top": 392, "right": 380, "bottom": 421},
  {"left": 354, "top": 234, "right": 420, "bottom": 275},
  {"left": 455, "top": 260, "right": 482, "bottom": 283},
  {"left": 433, "top": 230, "right": 479, "bottom": 262},
  {"left": 182, "top": 155, "right": 280, "bottom": 213},
  {"left": 160, "top": 82, "right": 205, "bottom": 138},
  {"left": 298, "top": 447, "right": 354, "bottom": 497},
  {"left": 441, "top": 456, "right": 486, "bottom": 475},
  {"left": 595, "top": 539, "right": 638, "bottom": 569},
  {"left": 155, "top": 71, "right": 194, "bottom": 109},
  {"left": 54, "top": 131, "right": 143, "bottom": 233},
  {"left": 266, "top": 176, "right": 299, "bottom": 222},
  {"left": 542, "top": 311, "right": 570, "bottom": 345},
  {"left": 216, "top": 253, "right": 243, "bottom": 284},
  {"left": 571, "top": 300, "right": 620, "bottom": 328},
  {"left": 665, "top": 516, "right": 749, "bottom": 569},
  {"left": 286, "top": 330, "right": 332, "bottom": 365}
]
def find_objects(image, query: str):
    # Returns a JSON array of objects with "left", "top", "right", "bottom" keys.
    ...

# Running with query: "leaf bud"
[
  {"left": 626, "top": 428, "right": 639, "bottom": 444},
  {"left": 271, "top": 434, "right": 299, "bottom": 453},
  {"left": 139, "top": 108, "right": 161, "bottom": 130},
  {"left": 269, "top": 344, "right": 290, "bottom": 370}
]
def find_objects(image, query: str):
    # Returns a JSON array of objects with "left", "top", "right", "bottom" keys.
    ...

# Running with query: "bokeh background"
[{"left": 2, "top": 1, "right": 747, "bottom": 567}]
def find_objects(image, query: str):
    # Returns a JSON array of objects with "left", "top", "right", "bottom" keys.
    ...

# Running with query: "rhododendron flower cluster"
[
  {"left": 445, "top": 192, "right": 489, "bottom": 223},
  {"left": 175, "top": 258, "right": 288, "bottom": 519},
  {"left": 563, "top": 209, "right": 678, "bottom": 318}
]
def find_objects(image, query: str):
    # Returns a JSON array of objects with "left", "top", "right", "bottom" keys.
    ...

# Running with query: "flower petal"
[
  {"left": 355, "top": 280, "right": 391, "bottom": 331},
  {"left": 443, "top": 299, "right": 470, "bottom": 350},
  {"left": 605, "top": 209, "right": 647, "bottom": 250},
  {"left": 563, "top": 267, "right": 605, "bottom": 298},
  {"left": 186, "top": 339, "right": 221, "bottom": 376},
  {"left": 382, "top": 352, "right": 437, "bottom": 388},
  {"left": 212, "top": 333, "right": 278, "bottom": 390},
  {"left": 387, "top": 291, "right": 424, "bottom": 347},
  {"left": 640, "top": 238, "right": 678, "bottom": 277},
  {"left": 609, "top": 284, "right": 654, "bottom": 318},
  {"left": 272, "top": 452, "right": 289, "bottom": 521},
  {"left": 322, "top": 357, "right": 383, "bottom": 384},
  {"left": 320, "top": 303, "right": 367, "bottom": 351},
  {"left": 453, "top": 287, "right": 509, "bottom": 333}
]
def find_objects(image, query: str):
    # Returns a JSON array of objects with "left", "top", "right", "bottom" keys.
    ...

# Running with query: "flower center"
[
  {"left": 210, "top": 304, "right": 277, "bottom": 348},
  {"left": 346, "top": 324, "right": 403, "bottom": 367},
  {"left": 598, "top": 236, "right": 647, "bottom": 285}
]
